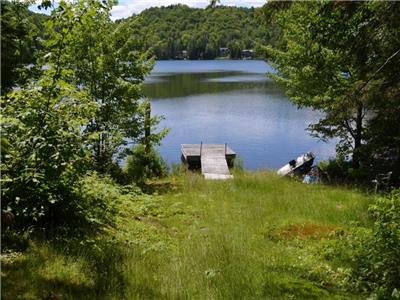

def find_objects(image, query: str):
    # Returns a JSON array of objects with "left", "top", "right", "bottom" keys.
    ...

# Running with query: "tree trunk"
[
  {"left": 144, "top": 101, "right": 151, "bottom": 156},
  {"left": 352, "top": 104, "right": 363, "bottom": 169}
]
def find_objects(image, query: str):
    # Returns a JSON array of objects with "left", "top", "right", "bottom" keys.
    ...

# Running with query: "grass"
[{"left": 1, "top": 171, "right": 373, "bottom": 299}]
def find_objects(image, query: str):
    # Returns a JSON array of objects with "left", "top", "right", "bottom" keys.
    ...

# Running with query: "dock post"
[
  {"left": 225, "top": 143, "right": 227, "bottom": 155},
  {"left": 200, "top": 141, "right": 202, "bottom": 157}
]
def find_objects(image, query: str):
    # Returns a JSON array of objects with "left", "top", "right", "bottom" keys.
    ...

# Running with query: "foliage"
[
  {"left": 318, "top": 159, "right": 371, "bottom": 185},
  {"left": 351, "top": 190, "right": 400, "bottom": 299},
  {"left": 35, "top": 0, "right": 163, "bottom": 175},
  {"left": 125, "top": 145, "right": 168, "bottom": 185},
  {"left": 263, "top": 1, "right": 400, "bottom": 175},
  {"left": 74, "top": 173, "right": 127, "bottom": 230},
  {"left": 170, "top": 163, "right": 189, "bottom": 177},
  {"left": 0, "top": 0, "right": 47, "bottom": 92},
  {"left": 1, "top": 74, "right": 97, "bottom": 230},
  {"left": 61, "top": 3, "right": 154, "bottom": 172},
  {"left": 322, "top": 190, "right": 400, "bottom": 299},
  {"left": 121, "top": 5, "right": 269, "bottom": 60},
  {"left": 0, "top": 0, "right": 165, "bottom": 233}
]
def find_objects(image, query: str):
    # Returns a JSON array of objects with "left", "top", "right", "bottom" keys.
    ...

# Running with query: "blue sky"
[{"left": 30, "top": 0, "right": 265, "bottom": 20}]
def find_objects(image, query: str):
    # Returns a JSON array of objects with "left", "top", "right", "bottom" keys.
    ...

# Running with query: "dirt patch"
[{"left": 267, "top": 223, "right": 338, "bottom": 240}]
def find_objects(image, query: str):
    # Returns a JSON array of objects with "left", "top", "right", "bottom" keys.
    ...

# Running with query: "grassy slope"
[{"left": 1, "top": 171, "right": 372, "bottom": 299}]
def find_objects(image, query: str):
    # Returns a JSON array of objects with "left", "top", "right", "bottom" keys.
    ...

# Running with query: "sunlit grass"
[
  {"left": 2, "top": 171, "right": 372, "bottom": 299},
  {"left": 121, "top": 171, "right": 370, "bottom": 299}
]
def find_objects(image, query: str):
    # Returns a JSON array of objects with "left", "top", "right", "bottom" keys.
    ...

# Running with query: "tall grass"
[{"left": 2, "top": 171, "right": 372, "bottom": 299}]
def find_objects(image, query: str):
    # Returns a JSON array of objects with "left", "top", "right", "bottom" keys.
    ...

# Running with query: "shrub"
[
  {"left": 0, "top": 78, "right": 97, "bottom": 231},
  {"left": 318, "top": 159, "right": 371, "bottom": 185},
  {"left": 171, "top": 163, "right": 188, "bottom": 177},
  {"left": 50, "top": 173, "right": 140, "bottom": 238},
  {"left": 125, "top": 145, "right": 168, "bottom": 185},
  {"left": 74, "top": 173, "right": 124, "bottom": 230},
  {"left": 354, "top": 190, "right": 400, "bottom": 299},
  {"left": 325, "top": 190, "right": 400, "bottom": 299}
]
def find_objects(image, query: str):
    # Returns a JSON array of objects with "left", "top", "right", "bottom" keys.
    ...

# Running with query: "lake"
[{"left": 143, "top": 60, "right": 335, "bottom": 170}]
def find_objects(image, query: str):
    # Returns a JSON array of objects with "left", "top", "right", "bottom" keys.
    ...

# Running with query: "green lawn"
[{"left": 1, "top": 171, "right": 373, "bottom": 299}]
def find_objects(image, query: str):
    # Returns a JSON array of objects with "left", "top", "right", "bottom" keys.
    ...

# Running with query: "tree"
[
  {"left": 264, "top": 1, "right": 400, "bottom": 172},
  {"left": 41, "top": 0, "right": 164, "bottom": 175},
  {"left": 0, "top": 0, "right": 166, "bottom": 230},
  {"left": 1, "top": 1, "right": 39, "bottom": 93},
  {"left": 208, "top": 0, "right": 220, "bottom": 9},
  {"left": 1, "top": 3, "right": 98, "bottom": 228},
  {"left": 228, "top": 40, "right": 243, "bottom": 59},
  {"left": 121, "top": 5, "right": 268, "bottom": 60}
]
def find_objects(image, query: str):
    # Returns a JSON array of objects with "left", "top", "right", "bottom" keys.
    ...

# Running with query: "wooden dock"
[{"left": 181, "top": 144, "right": 235, "bottom": 180}]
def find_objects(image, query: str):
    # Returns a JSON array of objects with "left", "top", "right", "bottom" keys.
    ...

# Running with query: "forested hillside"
[{"left": 119, "top": 5, "right": 269, "bottom": 59}]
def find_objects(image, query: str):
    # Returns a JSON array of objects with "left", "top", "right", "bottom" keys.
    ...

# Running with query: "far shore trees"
[{"left": 121, "top": 5, "right": 267, "bottom": 60}]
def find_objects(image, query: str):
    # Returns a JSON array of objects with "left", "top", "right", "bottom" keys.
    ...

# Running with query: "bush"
[
  {"left": 318, "top": 159, "right": 371, "bottom": 185},
  {"left": 171, "top": 163, "right": 188, "bottom": 177},
  {"left": 355, "top": 190, "right": 400, "bottom": 299},
  {"left": 125, "top": 145, "right": 168, "bottom": 185},
  {"left": 0, "top": 78, "right": 97, "bottom": 232},
  {"left": 75, "top": 173, "right": 125, "bottom": 230},
  {"left": 326, "top": 190, "right": 400, "bottom": 299}
]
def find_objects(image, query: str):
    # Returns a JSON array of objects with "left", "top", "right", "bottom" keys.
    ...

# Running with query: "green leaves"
[
  {"left": 1, "top": 0, "right": 43, "bottom": 92},
  {"left": 265, "top": 1, "right": 400, "bottom": 172},
  {"left": 1, "top": 0, "right": 166, "bottom": 231},
  {"left": 1, "top": 66, "right": 96, "bottom": 228}
]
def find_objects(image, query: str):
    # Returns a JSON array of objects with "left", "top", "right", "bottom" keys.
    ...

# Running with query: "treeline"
[{"left": 119, "top": 5, "right": 270, "bottom": 60}]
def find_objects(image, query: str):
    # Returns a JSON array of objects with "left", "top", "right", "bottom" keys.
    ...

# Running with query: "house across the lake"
[
  {"left": 242, "top": 49, "right": 254, "bottom": 59},
  {"left": 175, "top": 50, "right": 188, "bottom": 60},
  {"left": 219, "top": 47, "right": 229, "bottom": 57}
]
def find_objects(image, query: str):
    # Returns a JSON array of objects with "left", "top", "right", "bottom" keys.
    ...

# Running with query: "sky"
[
  {"left": 29, "top": 0, "right": 266, "bottom": 20},
  {"left": 111, "top": 0, "right": 265, "bottom": 19}
]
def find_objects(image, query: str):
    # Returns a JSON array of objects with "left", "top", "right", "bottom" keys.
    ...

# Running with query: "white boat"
[{"left": 277, "top": 152, "right": 315, "bottom": 176}]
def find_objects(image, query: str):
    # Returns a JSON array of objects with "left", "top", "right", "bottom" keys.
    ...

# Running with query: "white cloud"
[{"left": 111, "top": 0, "right": 266, "bottom": 20}]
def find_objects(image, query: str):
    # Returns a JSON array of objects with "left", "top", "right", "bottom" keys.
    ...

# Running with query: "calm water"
[{"left": 143, "top": 60, "right": 335, "bottom": 170}]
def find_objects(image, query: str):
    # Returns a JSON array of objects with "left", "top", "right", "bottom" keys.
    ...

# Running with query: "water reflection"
[{"left": 143, "top": 71, "right": 281, "bottom": 99}]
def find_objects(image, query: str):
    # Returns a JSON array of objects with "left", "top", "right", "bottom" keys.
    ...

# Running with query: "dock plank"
[
  {"left": 201, "top": 144, "right": 232, "bottom": 179},
  {"left": 181, "top": 144, "right": 235, "bottom": 159},
  {"left": 181, "top": 144, "right": 235, "bottom": 180}
]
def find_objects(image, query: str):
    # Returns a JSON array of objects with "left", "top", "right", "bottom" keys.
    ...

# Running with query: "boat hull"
[{"left": 277, "top": 152, "right": 315, "bottom": 176}]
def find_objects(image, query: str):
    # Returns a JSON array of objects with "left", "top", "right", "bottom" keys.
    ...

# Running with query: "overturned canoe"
[{"left": 277, "top": 152, "right": 315, "bottom": 176}]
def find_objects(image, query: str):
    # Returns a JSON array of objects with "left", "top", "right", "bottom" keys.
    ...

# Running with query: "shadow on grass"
[
  {"left": 1, "top": 239, "right": 129, "bottom": 300},
  {"left": 1, "top": 251, "right": 94, "bottom": 300},
  {"left": 262, "top": 278, "right": 330, "bottom": 299},
  {"left": 260, "top": 262, "right": 360, "bottom": 299}
]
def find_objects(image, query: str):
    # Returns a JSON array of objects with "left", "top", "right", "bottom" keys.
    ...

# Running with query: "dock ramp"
[{"left": 181, "top": 144, "right": 235, "bottom": 180}]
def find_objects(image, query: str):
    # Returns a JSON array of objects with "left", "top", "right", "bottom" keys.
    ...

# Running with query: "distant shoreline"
[{"left": 154, "top": 57, "right": 265, "bottom": 61}]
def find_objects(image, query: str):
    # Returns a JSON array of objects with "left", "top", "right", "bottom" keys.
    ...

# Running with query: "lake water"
[{"left": 143, "top": 60, "right": 335, "bottom": 170}]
